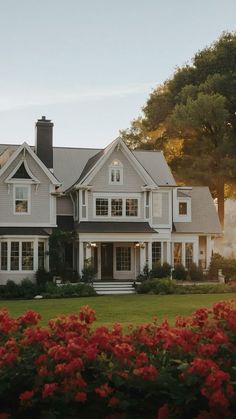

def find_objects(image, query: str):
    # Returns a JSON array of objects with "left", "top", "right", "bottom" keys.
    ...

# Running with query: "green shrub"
[
  {"left": 188, "top": 263, "right": 204, "bottom": 281},
  {"left": 44, "top": 282, "right": 97, "bottom": 298},
  {"left": 207, "top": 253, "right": 224, "bottom": 280},
  {"left": 137, "top": 278, "right": 176, "bottom": 295},
  {"left": 151, "top": 262, "right": 171, "bottom": 278},
  {"left": 19, "top": 278, "right": 38, "bottom": 299},
  {"left": 172, "top": 264, "right": 187, "bottom": 280},
  {"left": 35, "top": 269, "right": 53, "bottom": 292},
  {"left": 82, "top": 260, "right": 96, "bottom": 283},
  {"left": 136, "top": 263, "right": 151, "bottom": 281},
  {"left": 4, "top": 280, "right": 21, "bottom": 298}
]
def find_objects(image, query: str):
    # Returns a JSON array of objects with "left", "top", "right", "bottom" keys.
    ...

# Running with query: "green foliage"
[
  {"left": 81, "top": 259, "right": 96, "bottom": 283},
  {"left": 137, "top": 279, "right": 235, "bottom": 295},
  {"left": 151, "top": 261, "right": 172, "bottom": 278},
  {"left": 44, "top": 282, "right": 97, "bottom": 298},
  {"left": 0, "top": 279, "right": 38, "bottom": 299},
  {"left": 172, "top": 264, "right": 187, "bottom": 281},
  {"left": 49, "top": 229, "right": 76, "bottom": 276},
  {"left": 188, "top": 263, "right": 204, "bottom": 282},
  {"left": 35, "top": 269, "right": 53, "bottom": 292},
  {"left": 121, "top": 31, "right": 236, "bottom": 225},
  {"left": 137, "top": 278, "right": 176, "bottom": 294}
]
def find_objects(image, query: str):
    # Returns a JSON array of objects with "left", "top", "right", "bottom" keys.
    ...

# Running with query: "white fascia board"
[{"left": 0, "top": 142, "right": 61, "bottom": 186}]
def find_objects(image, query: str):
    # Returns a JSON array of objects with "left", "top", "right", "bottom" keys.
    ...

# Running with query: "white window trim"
[
  {"left": 93, "top": 194, "right": 140, "bottom": 219},
  {"left": 13, "top": 184, "right": 31, "bottom": 215},
  {"left": 0, "top": 238, "right": 47, "bottom": 272},
  {"left": 109, "top": 160, "right": 123, "bottom": 185}
]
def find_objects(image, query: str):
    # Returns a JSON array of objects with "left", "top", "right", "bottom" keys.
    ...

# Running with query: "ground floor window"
[
  {"left": 185, "top": 243, "right": 193, "bottom": 269},
  {"left": 0, "top": 240, "right": 46, "bottom": 271},
  {"left": 116, "top": 247, "right": 131, "bottom": 271},
  {"left": 174, "top": 242, "right": 182, "bottom": 266},
  {"left": 152, "top": 242, "right": 161, "bottom": 265}
]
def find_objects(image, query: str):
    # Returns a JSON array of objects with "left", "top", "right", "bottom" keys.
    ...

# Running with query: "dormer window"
[
  {"left": 179, "top": 202, "right": 187, "bottom": 215},
  {"left": 109, "top": 160, "right": 123, "bottom": 184}
]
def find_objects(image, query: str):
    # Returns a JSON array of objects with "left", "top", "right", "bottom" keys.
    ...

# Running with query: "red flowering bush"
[{"left": 0, "top": 302, "right": 236, "bottom": 418}]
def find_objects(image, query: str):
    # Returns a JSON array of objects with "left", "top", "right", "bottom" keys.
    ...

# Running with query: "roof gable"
[
  {"left": 0, "top": 142, "right": 61, "bottom": 186},
  {"left": 72, "top": 137, "right": 158, "bottom": 190}
]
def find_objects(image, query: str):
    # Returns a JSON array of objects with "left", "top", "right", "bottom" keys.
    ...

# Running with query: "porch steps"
[{"left": 93, "top": 281, "right": 136, "bottom": 295}]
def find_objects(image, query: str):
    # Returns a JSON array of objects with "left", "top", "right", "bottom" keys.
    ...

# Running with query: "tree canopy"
[{"left": 120, "top": 32, "right": 236, "bottom": 226}]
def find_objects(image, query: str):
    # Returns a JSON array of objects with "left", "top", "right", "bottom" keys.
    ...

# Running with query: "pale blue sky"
[{"left": 0, "top": 0, "right": 235, "bottom": 148}]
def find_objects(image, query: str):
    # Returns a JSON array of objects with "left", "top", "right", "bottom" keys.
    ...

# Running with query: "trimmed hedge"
[
  {"left": 137, "top": 278, "right": 236, "bottom": 295},
  {"left": 0, "top": 301, "right": 236, "bottom": 418},
  {"left": 0, "top": 280, "right": 96, "bottom": 300}
]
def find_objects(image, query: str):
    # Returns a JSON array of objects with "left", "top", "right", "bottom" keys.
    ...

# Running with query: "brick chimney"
[{"left": 35, "top": 116, "right": 53, "bottom": 170}]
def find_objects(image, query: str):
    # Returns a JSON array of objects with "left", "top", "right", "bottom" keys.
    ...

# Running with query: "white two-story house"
[{"left": 0, "top": 117, "right": 221, "bottom": 283}]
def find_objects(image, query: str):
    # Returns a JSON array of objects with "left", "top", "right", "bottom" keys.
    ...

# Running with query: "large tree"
[{"left": 121, "top": 32, "right": 236, "bottom": 226}]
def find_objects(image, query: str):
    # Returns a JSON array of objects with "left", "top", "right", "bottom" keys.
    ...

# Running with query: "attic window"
[
  {"left": 109, "top": 160, "right": 123, "bottom": 184},
  {"left": 12, "top": 163, "right": 31, "bottom": 179}
]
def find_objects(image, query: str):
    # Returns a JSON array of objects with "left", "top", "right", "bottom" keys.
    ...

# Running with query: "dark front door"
[{"left": 101, "top": 243, "right": 113, "bottom": 278}]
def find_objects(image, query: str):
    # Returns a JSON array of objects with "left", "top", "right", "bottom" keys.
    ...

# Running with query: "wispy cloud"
[{"left": 0, "top": 82, "right": 155, "bottom": 112}]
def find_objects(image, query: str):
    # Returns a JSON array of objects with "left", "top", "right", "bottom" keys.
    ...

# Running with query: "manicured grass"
[{"left": 0, "top": 293, "right": 235, "bottom": 327}]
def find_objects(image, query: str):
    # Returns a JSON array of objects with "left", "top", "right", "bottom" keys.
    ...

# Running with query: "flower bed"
[{"left": 0, "top": 301, "right": 236, "bottom": 418}]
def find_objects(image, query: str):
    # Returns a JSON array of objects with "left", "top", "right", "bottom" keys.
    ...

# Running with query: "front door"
[{"left": 101, "top": 243, "right": 113, "bottom": 278}]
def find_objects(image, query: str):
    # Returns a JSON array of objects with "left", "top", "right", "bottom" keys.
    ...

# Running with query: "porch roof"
[
  {"left": 76, "top": 222, "right": 156, "bottom": 233},
  {"left": 0, "top": 227, "right": 50, "bottom": 236}
]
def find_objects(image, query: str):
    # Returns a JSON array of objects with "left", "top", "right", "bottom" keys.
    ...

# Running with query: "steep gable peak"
[{"left": 74, "top": 136, "right": 157, "bottom": 189}]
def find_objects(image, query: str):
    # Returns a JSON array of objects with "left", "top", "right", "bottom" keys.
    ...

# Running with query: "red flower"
[
  {"left": 157, "top": 403, "right": 169, "bottom": 419},
  {"left": 95, "top": 383, "right": 113, "bottom": 398},
  {"left": 133, "top": 365, "right": 158, "bottom": 381},
  {"left": 42, "top": 383, "right": 57, "bottom": 398},
  {"left": 18, "top": 310, "right": 41, "bottom": 326},
  {"left": 79, "top": 305, "right": 96, "bottom": 324},
  {"left": 75, "top": 392, "right": 87, "bottom": 402},
  {"left": 0, "top": 413, "right": 10, "bottom": 419},
  {"left": 109, "top": 397, "right": 120, "bottom": 407},
  {"left": 19, "top": 390, "right": 35, "bottom": 402}
]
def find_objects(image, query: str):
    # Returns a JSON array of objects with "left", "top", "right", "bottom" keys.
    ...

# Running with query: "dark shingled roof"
[
  {"left": 76, "top": 222, "right": 156, "bottom": 233},
  {"left": 0, "top": 227, "right": 50, "bottom": 236}
]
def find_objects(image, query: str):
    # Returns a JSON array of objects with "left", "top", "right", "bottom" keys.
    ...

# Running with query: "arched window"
[{"left": 109, "top": 160, "right": 123, "bottom": 184}]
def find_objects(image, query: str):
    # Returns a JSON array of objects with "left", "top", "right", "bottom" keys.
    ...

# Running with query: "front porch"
[{"left": 74, "top": 234, "right": 213, "bottom": 280}]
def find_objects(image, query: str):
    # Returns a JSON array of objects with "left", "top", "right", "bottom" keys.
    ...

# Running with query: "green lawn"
[{"left": 0, "top": 293, "right": 235, "bottom": 328}]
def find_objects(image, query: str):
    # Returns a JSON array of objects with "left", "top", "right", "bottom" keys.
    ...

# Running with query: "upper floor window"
[
  {"left": 109, "top": 160, "right": 123, "bottom": 184},
  {"left": 126, "top": 199, "right": 138, "bottom": 216},
  {"left": 14, "top": 185, "right": 30, "bottom": 214},
  {"left": 111, "top": 199, "right": 123, "bottom": 216},
  {"left": 179, "top": 202, "right": 187, "bottom": 215},
  {"left": 96, "top": 198, "right": 108, "bottom": 216}
]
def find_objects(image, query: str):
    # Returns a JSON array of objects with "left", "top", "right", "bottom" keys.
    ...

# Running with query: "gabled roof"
[
  {"left": 0, "top": 142, "right": 177, "bottom": 191},
  {"left": 174, "top": 187, "right": 222, "bottom": 235},
  {"left": 69, "top": 137, "right": 158, "bottom": 191},
  {"left": 0, "top": 142, "right": 61, "bottom": 186}
]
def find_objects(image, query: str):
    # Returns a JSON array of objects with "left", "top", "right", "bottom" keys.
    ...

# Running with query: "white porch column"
[
  {"left": 206, "top": 236, "right": 212, "bottom": 268},
  {"left": 166, "top": 242, "right": 171, "bottom": 265},
  {"left": 33, "top": 238, "right": 39, "bottom": 271},
  {"left": 86, "top": 245, "right": 92, "bottom": 261},
  {"left": 193, "top": 239, "right": 199, "bottom": 265},
  {"left": 161, "top": 242, "right": 164, "bottom": 265},
  {"left": 79, "top": 241, "right": 84, "bottom": 276},
  {"left": 147, "top": 241, "right": 152, "bottom": 271},
  {"left": 140, "top": 244, "right": 146, "bottom": 273},
  {"left": 182, "top": 242, "right": 185, "bottom": 267},
  {"left": 97, "top": 243, "right": 101, "bottom": 280}
]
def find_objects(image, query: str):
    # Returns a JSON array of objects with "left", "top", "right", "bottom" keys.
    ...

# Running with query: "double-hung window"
[
  {"left": 14, "top": 185, "right": 30, "bottom": 214},
  {"left": 126, "top": 199, "right": 138, "bottom": 216},
  {"left": 96, "top": 198, "right": 108, "bottom": 216}
]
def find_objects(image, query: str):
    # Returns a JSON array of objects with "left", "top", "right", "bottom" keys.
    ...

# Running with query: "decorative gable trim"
[
  {"left": 0, "top": 142, "right": 61, "bottom": 186},
  {"left": 75, "top": 137, "right": 158, "bottom": 189},
  {"left": 4, "top": 159, "right": 40, "bottom": 184}
]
